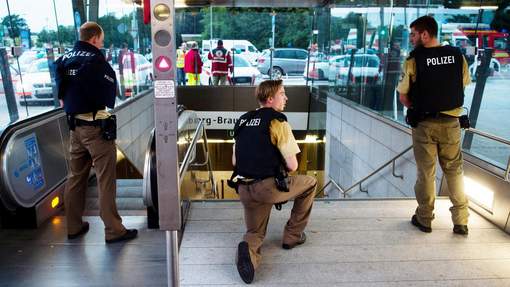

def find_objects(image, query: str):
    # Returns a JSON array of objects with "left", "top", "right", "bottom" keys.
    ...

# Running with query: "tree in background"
[
  {"left": 199, "top": 8, "right": 311, "bottom": 50},
  {"left": 445, "top": 15, "right": 472, "bottom": 23},
  {"left": 36, "top": 25, "right": 76, "bottom": 48},
  {"left": 98, "top": 14, "right": 135, "bottom": 49},
  {"left": 1, "top": 14, "right": 28, "bottom": 39}
]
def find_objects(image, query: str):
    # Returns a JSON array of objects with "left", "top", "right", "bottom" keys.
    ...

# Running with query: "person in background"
[
  {"left": 176, "top": 42, "right": 187, "bottom": 85},
  {"left": 184, "top": 41, "right": 202, "bottom": 86},
  {"left": 208, "top": 40, "right": 232, "bottom": 85},
  {"left": 54, "top": 22, "right": 138, "bottom": 244},
  {"left": 397, "top": 15, "right": 470, "bottom": 236}
]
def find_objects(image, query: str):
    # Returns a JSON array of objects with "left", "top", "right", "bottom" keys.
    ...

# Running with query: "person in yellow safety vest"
[
  {"left": 184, "top": 42, "right": 203, "bottom": 86},
  {"left": 176, "top": 42, "right": 186, "bottom": 85}
]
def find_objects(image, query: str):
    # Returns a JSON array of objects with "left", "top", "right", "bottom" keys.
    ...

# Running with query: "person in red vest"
[
  {"left": 208, "top": 40, "right": 233, "bottom": 85},
  {"left": 184, "top": 42, "right": 203, "bottom": 85}
]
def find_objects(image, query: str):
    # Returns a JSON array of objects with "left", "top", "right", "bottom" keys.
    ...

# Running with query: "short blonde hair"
[
  {"left": 79, "top": 22, "right": 103, "bottom": 41},
  {"left": 255, "top": 80, "right": 283, "bottom": 104}
]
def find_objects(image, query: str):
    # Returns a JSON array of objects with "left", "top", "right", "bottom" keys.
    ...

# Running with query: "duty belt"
[
  {"left": 75, "top": 118, "right": 102, "bottom": 127},
  {"left": 424, "top": 112, "right": 458, "bottom": 119},
  {"left": 237, "top": 178, "right": 263, "bottom": 185}
]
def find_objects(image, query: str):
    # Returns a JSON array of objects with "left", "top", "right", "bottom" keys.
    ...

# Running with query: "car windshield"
[
  {"left": 28, "top": 60, "right": 49, "bottom": 73},
  {"left": 233, "top": 56, "right": 250, "bottom": 67}
]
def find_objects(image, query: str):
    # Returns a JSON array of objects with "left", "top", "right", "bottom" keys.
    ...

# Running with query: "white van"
[{"left": 202, "top": 39, "right": 260, "bottom": 64}]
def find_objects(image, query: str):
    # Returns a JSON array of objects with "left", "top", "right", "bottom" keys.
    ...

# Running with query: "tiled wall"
[
  {"left": 114, "top": 93, "right": 154, "bottom": 173},
  {"left": 325, "top": 97, "right": 443, "bottom": 198}
]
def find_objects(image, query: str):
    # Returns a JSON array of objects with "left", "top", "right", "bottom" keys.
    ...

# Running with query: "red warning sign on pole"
[{"left": 155, "top": 56, "right": 172, "bottom": 72}]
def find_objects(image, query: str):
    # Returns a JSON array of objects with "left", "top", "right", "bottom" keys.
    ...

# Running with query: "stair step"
[{"left": 85, "top": 197, "right": 145, "bottom": 211}]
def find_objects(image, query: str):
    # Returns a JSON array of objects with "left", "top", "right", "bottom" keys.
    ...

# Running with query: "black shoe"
[
  {"left": 68, "top": 222, "right": 89, "bottom": 239},
  {"left": 236, "top": 241, "right": 254, "bottom": 284},
  {"left": 105, "top": 229, "right": 138, "bottom": 244},
  {"left": 411, "top": 215, "right": 432, "bottom": 233},
  {"left": 453, "top": 225, "right": 468, "bottom": 235},
  {"left": 282, "top": 232, "right": 307, "bottom": 250}
]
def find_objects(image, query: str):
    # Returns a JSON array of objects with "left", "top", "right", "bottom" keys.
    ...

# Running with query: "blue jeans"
[{"left": 177, "top": 68, "right": 186, "bottom": 86}]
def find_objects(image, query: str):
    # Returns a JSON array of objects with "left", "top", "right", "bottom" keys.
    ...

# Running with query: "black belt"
[
  {"left": 237, "top": 179, "right": 263, "bottom": 186},
  {"left": 424, "top": 112, "right": 458, "bottom": 119},
  {"left": 75, "top": 118, "right": 101, "bottom": 127}
]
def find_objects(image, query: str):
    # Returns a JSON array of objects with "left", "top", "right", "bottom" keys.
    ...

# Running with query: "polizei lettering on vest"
[
  {"left": 245, "top": 118, "right": 261, "bottom": 126},
  {"left": 426, "top": 55, "right": 455, "bottom": 66}
]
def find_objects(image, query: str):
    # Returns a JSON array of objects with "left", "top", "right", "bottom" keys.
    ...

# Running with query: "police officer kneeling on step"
[
  {"left": 55, "top": 22, "right": 137, "bottom": 243},
  {"left": 397, "top": 16, "right": 470, "bottom": 236},
  {"left": 231, "top": 80, "right": 317, "bottom": 284}
]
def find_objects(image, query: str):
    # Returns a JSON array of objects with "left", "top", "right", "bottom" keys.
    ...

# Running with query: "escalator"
[{"left": 0, "top": 109, "right": 68, "bottom": 228}]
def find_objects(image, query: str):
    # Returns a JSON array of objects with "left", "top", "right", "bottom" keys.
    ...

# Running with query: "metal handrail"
[
  {"left": 178, "top": 119, "right": 216, "bottom": 196},
  {"left": 319, "top": 145, "right": 413, "bottom": 198},
  {"left": 465, "top": 127, "right": 510, "bottom": 182},
  {"left": 320, "top": 126, "right": 510, "bottom": 198}
]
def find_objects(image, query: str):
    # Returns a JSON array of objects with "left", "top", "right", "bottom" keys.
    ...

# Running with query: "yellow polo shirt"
[{"left": 269, "top": 120, "right": 300, "bottom": 158}]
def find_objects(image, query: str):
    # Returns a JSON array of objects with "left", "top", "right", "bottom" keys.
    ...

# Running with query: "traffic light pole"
[{"left": 149, "top": 1, "right": 180, "bottom": 286}]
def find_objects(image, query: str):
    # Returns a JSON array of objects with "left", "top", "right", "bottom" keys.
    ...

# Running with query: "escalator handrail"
[{"left": 179, "top": 119, "right": 205, "bottom": 183}]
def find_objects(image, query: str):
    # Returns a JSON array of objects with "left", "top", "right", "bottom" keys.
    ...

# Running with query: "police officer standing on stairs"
[
  {"left": 55, "top": 22, "right": 137, "bottom": 243},
  {"left": 231, "top": 80, "right": 317, "bottom": 284},
  {"left": 397, "top": 16, "right": 470, "bottom": 235}
]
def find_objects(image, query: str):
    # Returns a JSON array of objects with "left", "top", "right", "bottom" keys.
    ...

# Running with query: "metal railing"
[
  {"left": 319, "top": 127, "right": 510, "bottom": 198},
  {"left": 319, "top": 145, "right": 413, "bottom": 198},
  {"left": 179, "top": 119, "right": 216, "bottom": 196}
]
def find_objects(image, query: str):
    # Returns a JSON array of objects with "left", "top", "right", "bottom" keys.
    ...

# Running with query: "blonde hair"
[
  {"left": 255, "top": 80, "right": 283, "bottom": 104},
  {"left": 79, "top": 22, "right": 103, "bottom": 41}
]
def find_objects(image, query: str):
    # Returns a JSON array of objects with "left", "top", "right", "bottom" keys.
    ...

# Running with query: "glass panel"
[
  {"left": 0, "top": 0, "right": 74, "bottom": 127},
  {"left": 99, "top": 0, "right": 152, "bottom": 101}
]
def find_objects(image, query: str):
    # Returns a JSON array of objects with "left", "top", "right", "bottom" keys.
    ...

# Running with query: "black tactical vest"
[
  {"left": 409, "top": 45, "right": 464, "bottom": 113},
  {"left": 234, "top": 108, "right": 287, "bottom": 179}
]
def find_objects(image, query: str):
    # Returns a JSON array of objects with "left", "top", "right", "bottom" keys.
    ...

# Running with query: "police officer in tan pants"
[
  {"left": 397, "top": 16, "right": 470, "bottom": 235},
  {"left": 55, "top": 22, "right": 137, "bottom": 243},
  {"left": 232, "top": 80, "right": 317, "bottom": 284}
]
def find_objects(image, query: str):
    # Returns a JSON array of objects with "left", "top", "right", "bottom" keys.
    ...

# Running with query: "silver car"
[{"left": 256, "top": 48, "right": 308, "bottom": 79}]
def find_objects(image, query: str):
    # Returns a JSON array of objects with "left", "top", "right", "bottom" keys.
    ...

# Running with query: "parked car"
[
  {"left": 303, "top": 52, "right": 331, "bottom": 80},
  {"left": 15, "top": 59, "right": 55, "bottom": 106},
  {"left": 0, "top": 65, "right": 21, "bottom": 95},
  {"left": 328, "top": 53, "right": 381, "bottom": 86},
  {"left": 256, "top": 48, "right": 308, "bottom": 79},
  {"left": 201, "top": 55, "right": 262, "bottom": 85},
  {"left": 114, "top": 52, "right": 153, "bottom": 96}
]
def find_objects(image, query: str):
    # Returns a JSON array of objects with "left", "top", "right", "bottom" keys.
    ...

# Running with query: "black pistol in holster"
[
  {"left": 405, "top": 107, "right": 425, "bottom": 128},
  {"left": 100, "top": 115, "right": 117, "bottom": 140},
  {"left": 273, "top": 158, "right": 289, "bottom": 211},
  {"left": 66, "top": 114, "right": 76, "bottom": 131}
]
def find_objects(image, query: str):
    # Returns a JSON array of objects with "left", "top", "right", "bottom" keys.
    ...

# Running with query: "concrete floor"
[{"left": 1, "top": 199, "right": 509, "bottom": 286}]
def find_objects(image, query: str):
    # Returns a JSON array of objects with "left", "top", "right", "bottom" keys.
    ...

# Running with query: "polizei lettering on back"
[{"left": 426, "top": 55, "right": 455, "bottom": 66}]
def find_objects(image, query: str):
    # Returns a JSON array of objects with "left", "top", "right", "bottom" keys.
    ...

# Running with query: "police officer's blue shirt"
[{"left": 55, "top": 41, "right": 117, "bottom": 116}]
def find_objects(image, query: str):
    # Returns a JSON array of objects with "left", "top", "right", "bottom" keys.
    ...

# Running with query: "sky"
[{"left": 0, "top": 0, "right": 139, "bottom": 33}]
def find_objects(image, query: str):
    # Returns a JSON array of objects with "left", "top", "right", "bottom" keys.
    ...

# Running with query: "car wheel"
[
  {"left": 318, "top": 70, "right": 325, "bottom": 80},
  {"left": 145, "top": 74, "right": 153, "bottom": 86},
  {"left": 269, "top": 67, "right": 283, "bottom": 80}
]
